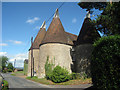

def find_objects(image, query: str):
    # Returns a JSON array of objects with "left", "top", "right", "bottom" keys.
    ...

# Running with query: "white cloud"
[
  {"left": 72, "top": 18, "right": 77, "bottom": 23},
  {"left": 26, "top": 19, "right": 34, "bottom": 23},
  {"left": 34, "top": 17, "right": 39, "bottom": 21},
  {"left": 9, "top": 52, "right": 28, "bottom": 67},
  {"left": 26, "top": 17, "right": 40, "bottom": 24},
  {"left": 0, "top": 52, "right": 7, "bottom": 56},
  {"left": 0, "top": 43, "right": 8, "bottom": 46},
  {"left": 34, "top": 26, "right": 41, "bottom": 30},
  {"left": 9, "top": 40, "right": 22, "bottom": 44}
]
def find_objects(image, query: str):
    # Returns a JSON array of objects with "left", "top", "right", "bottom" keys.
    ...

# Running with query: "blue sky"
[{"left": 1, "top": 2, "right": 102, "bottom": 67}]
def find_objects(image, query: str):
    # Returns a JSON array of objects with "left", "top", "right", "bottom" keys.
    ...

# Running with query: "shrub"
[
  {"left": 45, "top": 56, "right": 54, "bottom": 80},
  {"left": 2, "top": 80, "right": 9, "bottom": 90},
  {"left": 69, "top": 72, "right": 88, "bottom": 80},
  {"left": 7, "top": 69, "right": 13, "bottom": 72},
  {"left": 51, "top": 65, "right": 70, "bottom": 83},
  {"left": 91, "top": 35, "right": 120, "bottom": 89},
  {"left": 69, "top": 72, "right": 76, "bottom": 80},
  {"left": 3, "top": 70, "right": 7, "bottom": 73}
]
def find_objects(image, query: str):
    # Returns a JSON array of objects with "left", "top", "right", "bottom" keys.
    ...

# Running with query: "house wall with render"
[
  {"left": 38, "top": 43, "right": 73, "bottom": 78},
  {"left": 27, "top": 49, "right": 39, "bottom": 76}
]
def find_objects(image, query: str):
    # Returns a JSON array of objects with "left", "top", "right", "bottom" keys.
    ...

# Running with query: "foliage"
[
  {"left": 7, "top": 69, "right": 13, "bottom": 72},
  {"left": 69, "top": 72, "right": 76, "bottom": 80},
  {"left": 78, "top": 2, "right": 120, "bottom": 36},
  {"left": 7, "top": 63, "right": 14, "bottom": 71},
  {"left": 69, "top": 72, "right": 88, "bottom": 80},
  {"left": 2, "top": 80, "right": 9, "bottom": 90},
  {"left": 50, "top": 65, "right": 70, "bottom": 83},
  {"left": 91, "top": 35, "right": 120, "bottom": 89},
  {"left": 45, "top": 56, "right": 54, "bottom": 80},
  {"left": 78, "top": 2, "right": 107, "bottom": 11},
  {"left": 95, "top": 2, "right": 120, "bottom": 35},
  {"left": 0, "top": 56, "right": 8, "bottom": 72},
  {"left": 2, "top": 70, "right": 7, "bottom": 73}
]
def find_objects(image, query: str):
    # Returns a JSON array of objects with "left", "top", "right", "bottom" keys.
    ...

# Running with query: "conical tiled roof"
[
  {"left": 66, "top": 32, "right": 77, "bottom": 42},
  {"left": 41, "top": 9, "right": 74, "bottom": 45},
  {"left": 29, "top": 21, "right": 46, "bottom": 50},
  {"left": 76, "top": 16, "right": 100, "bottom": 45}
]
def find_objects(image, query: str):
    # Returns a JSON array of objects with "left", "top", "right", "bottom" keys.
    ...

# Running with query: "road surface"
[
  {"left": 1, "top": 73, "right": 92, "bottom": 89},
  {"left": 1, "top": 73, "right": 50, "bottom": 88}
]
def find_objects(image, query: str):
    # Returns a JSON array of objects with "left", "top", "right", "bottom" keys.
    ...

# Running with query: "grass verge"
[
  {"left": 11, "top": 71, "right": 24, "bottom": 76},
  {"left": 26, "top": 76, "right": 92, "bottom": 85},
  {"left": 11, "top": 73, "right": 16, "bottom": 76}
]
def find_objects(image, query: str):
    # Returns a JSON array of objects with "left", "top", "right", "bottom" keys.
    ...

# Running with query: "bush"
[
  {"left": 3, "top": 70, "right": 7, "bottom": 73},
  {"left": 51, "top": 65, "right": 70, "bottom": 83},
  {"left": 69, "top": 72, "right": 76, "bottom": 80},
  {"left": 91, "top": 35, "right": 120, "bottom": 89},
  {"left": 2, "top": 80, "right": 9, "bottom": 90},
  {"left": 7, "top": 69, "right": 13, "bottom": 72},
  {"left": 69, "top": 72, "right": 88, "bottom": 80},
  {"left": 45, "top": 56, "right": 54, "bottom": 80}
]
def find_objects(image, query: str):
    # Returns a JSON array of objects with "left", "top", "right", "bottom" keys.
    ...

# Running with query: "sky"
[{"left": 1, "top": 2, "right": 102, "bottom": 67}]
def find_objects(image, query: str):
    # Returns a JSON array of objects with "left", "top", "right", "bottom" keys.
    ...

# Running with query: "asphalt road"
[
  {"left": 1, "top": 73, "right": 50, "bottom": 88},
  {"left": 1, "top": 73, "right": 92, "bottom": 90}
]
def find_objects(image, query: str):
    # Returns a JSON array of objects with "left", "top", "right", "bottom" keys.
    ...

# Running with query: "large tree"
[
  {"left": 95, "top": 2, "right": 120, "bottom": 35},
  {"left": 78, "top": 2, "right": 120, "bottom": 36},
  {"left": 0, "top": 56, "right": 8, "bottom": 71},
  {"left": 78, "top": 2, "right": 107, "bottom": 11},
  {"left": 7, "top": 63, "right": 14, "bottom": 70}
]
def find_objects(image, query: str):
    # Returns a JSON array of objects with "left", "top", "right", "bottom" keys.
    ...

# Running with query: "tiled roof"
[
  {"left": 76, "top": 18, "right": 100, "bottom": 45},
  {"left": 41, "top": 9, "right": 75, "bottom": 46},
  {"left": 29, "top": 25, "right": 46, "bottom": 50},
  {"left": 66, "top": 32, "right": 77, "bottom": 41}
]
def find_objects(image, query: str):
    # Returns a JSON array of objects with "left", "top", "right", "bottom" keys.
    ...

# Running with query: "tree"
[
  {"left": 78, "top": 2, "right": 120, "bottom": 35},
  {"left": 0, "top": 56, "right": 8, "bottom": 71},
  {"left": 7, "top": 63, "right": 14, "bottom": 70},
  {"left": 95, "top": 2, "right": 120, "bottom": 35},
  {"left": 78, "top": 2, "right": 107, "bottom": 11}
]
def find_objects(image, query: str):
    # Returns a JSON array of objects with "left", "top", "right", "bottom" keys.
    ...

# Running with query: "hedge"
[{"left": 91, "top": 35, "right": 120, "bottom": 89}]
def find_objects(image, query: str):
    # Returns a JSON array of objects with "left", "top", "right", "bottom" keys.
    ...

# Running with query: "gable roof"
[
  {"left": 41, "top": 9, "right": 74, "bottom": 46},
  {"left": 76, "top": 17, "right": 100, "bottom": 45}
]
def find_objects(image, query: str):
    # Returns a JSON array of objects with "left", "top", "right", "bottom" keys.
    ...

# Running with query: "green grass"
[
  {"left": 26, "top": 76, "right": 53, "bottom": 85},
  {"left": 11, "top": 71, "right": 24, "bottom": 76},
  {"left": 2, "top": 80, "right": 9, "bottom": 90},
  {"left": 14, "top": 71, "right": 24, "bottom": 74},
  {"left": 11, "top": 74, "right": 16, "bottom": 76},
  {"left": 26, "top": 76, "right": 92, "bottom": 85}
]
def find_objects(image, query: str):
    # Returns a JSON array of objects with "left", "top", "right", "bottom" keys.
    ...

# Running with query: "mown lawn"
[{"left": 26, "top": 76, "right": 92, "bottom": 85}]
